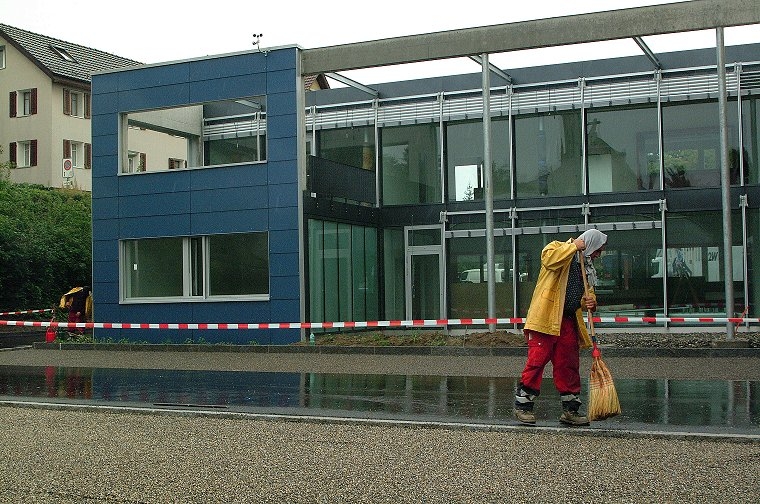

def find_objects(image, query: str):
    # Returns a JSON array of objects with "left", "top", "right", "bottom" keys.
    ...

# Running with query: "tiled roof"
[{"left": 0, "top": 23, "right": 141, "bottom": 84}]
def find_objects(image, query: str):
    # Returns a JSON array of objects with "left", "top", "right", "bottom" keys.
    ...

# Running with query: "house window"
[
  {"left": 122, "top": 232, "right": 269, "bottom": 300},
  {"left": 64, "top": 139, "right": 91, "bottom": 169},
  {"left": 10, "top": 88, "right": 37, "bottom": 117},
  {"left": 0, "top": 45, "right": 5, "bottom": 69},
  {"left": 121, "top": 95, "right": 266, "bottom": 173},
  {"left": 64, "top": 89, "right": 90, "bottom": 118},
  {"left": 168, "top": 158, "right": 186, "bottom": 169},
  {"left": 12, "top": 140, "right": 37, "bottom": 167}
]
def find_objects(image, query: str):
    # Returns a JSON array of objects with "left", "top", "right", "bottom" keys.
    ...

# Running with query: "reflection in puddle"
[{"left": 0, "top": 366, "right": 757, "bottom": 431}]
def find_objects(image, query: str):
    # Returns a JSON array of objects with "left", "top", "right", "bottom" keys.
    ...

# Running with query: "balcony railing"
[{"left": 307, "top": 156, "right": 375, "bottom": 206}]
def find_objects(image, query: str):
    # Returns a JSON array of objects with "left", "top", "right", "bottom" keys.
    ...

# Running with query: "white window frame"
[
  {"left": 18, "top": 141, "right": 32, "bottom": 167},
  {"left": 70, "top": 141, "right": 85, "bottom": 168},
  {"left": 0, "top": 45, "right": 6, "bottom": 70},
  {"left": 21, "top": 90, "right": 32, "bottom": 116},
  {"left": 120, "top": 233, "right": 270, "bottom": 303},
  {"left": 70, "top": 91, "right": 83, "bottom": 118}
]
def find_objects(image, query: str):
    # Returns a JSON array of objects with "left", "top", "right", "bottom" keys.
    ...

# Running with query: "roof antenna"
[{"left": 252, "top": 33, "right": 265, "bottom": 54}]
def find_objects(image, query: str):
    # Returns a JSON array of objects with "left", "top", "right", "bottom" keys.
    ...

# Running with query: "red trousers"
[{"left": 521, "top": 317, "right": 581, "bottom": 395}]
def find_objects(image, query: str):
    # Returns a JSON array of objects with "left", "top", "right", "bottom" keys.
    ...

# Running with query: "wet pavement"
[{"left": 0, "top": 347, "right": 757, "bottom": 438}]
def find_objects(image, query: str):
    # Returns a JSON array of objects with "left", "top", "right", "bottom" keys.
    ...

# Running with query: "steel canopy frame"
[{"left": 301, "top": 0, "right": 760, "bottom": 75}]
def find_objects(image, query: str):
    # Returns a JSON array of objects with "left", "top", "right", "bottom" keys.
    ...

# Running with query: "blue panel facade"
[{"left": 91, "top": 47, "right": 302, "bottom": 344}]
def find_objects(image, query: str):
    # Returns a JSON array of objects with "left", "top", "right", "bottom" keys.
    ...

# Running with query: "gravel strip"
[{"left": 0, "top": 406, "right": 758, "bottom": 503}]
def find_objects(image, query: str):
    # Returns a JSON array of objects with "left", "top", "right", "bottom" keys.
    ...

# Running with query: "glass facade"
[
  {"left": 308, "top": 220, "right": 379, "bottom": 324},
  {"left": 305, "top": 59, "right": 760, "bottom": 328}
]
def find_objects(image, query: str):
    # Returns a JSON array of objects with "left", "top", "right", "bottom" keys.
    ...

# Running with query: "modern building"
[{"left": 91, "top": 1, "right": 760, "bottom": 343}]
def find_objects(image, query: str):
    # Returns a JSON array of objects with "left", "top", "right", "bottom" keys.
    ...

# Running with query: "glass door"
[{"left": 405, "top": 225, "right": 444, "bottom": 320}]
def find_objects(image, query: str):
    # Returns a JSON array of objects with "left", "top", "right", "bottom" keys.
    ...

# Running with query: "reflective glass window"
[
  {"left": 446, "top": 119, "right": 510, "bottom": 202},
  {"left": 741, "top": 97, "right": 760, "bottom": 185},
  {"left": 662, "top": 100, "right": 739, "bottom": 188},
  {"left": 514, "top": 110, "right": 582, "bottom": 197},
  {"left": 318, "top": 126, "right": 375, "bottom": 170},
  {"left": 586, "top": 105, "right": 660, "bottom": 192},
  {"left": 381, "top": 123, "right": 441, "bottom": 205}
]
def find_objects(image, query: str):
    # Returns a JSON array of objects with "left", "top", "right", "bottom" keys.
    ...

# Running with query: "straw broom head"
[{"left": 579, "top": 249, "right": 621, "bottom": 421}]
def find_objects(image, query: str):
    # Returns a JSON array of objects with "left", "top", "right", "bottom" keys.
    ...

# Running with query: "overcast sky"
[{"left": 2, "top": 0, "right": 759, "bottom": 85}]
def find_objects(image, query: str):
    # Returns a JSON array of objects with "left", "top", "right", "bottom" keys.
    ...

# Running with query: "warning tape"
[
  {"left": 0, "top": 308, "right": 54, "bottom": 316},
  {"left": 0, "top": 316, "right": 757, "bottom": 330}
]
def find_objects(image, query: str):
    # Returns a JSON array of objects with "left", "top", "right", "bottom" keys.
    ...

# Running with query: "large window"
[
  {"left": 318, "top": 126, "right": 375, "bottom": 170},
  {"left": 381, "top": 123, "right": 441, "bottom": 205},
  {"left": 514, "top": 110, "right": 583, "bottom": 197},
  {"left": 741, "top": 96, "right": 760, "bottom": 185},
  {"left": 122, "top": 232, "right": 269, "bottom": 301},
  {"left": 308, "top": 220, "right": 378, "bottom": 324},
  {"left": 10, "top": 140, "right": 36, "bottom": 168},
  {"left": 662, "top": 101, "right": 740, "bottom": 188},
  {"left": 448, "top": 235, "right": 514, "bottom": 318},
  {"left": 446, "top": 119, "right": 510, "bottom": 202},
  {"left": 586, "top": 105, "right": 660, "bottom": 192},
  {"left": 122, "top": 96, "right": 266, "bottom": 174}
]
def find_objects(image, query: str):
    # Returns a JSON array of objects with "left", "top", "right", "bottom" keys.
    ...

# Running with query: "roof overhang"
[{"left": 301, "top": 0, "right": 760, "bottom": 75}]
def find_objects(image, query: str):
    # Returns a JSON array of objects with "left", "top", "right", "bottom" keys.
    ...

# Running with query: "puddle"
[{"left": 0, "top": 365, "right": 756, "bottom": 434}]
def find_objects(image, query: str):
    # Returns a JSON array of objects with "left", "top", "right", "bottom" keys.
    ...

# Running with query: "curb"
[{"left": 31, "top": 342, "right": 760, "bottom": 358}]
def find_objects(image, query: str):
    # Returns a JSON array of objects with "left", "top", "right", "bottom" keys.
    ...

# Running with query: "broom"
[{"left": 579, "top": 253, "right": 621, "bottom": 421}]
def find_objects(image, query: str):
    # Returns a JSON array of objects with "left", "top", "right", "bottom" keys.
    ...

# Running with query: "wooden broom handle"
[{"left": 578, "top": 251, "right": 596, "bottom": 338}]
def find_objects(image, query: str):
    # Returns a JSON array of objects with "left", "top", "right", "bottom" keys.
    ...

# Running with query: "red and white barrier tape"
[
  {"left": 0, "top": 316, "right": 757, "bottom": 330},
  {"left": 0, "top": 308, "right": 54, "bottom": 316}
]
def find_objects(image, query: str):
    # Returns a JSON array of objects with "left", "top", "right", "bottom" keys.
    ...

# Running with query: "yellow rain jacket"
[
  {"left": 523, "top": 240, "right": 593, "bottom": 349},
  {"left": 59, "top": 287, "right": 93, "bottom": 321}
]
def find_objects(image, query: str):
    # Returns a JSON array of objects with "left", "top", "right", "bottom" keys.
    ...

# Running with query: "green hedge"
[{"left": 0, "top": 178, "right": 92, "bottom": 313}]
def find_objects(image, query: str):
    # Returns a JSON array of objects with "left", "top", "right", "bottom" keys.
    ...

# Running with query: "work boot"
[
  {"left": 514, "top": 408, "right": 536, "bottom": 425},
  {"left": 559, "top": 410, "right": 590, "bottom": 426}
]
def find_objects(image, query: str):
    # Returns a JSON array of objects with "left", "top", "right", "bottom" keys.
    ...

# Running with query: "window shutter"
[
  {"left": 9, "top": 142, "right": 16, "bottom": 164},
  {"left": 63, "top": 139, "right": 71, "bottom": 158},
  {"left": 85, "top": 143, "right": 92, "bottom": 169},
  {"left": 30, "top": 88, "right": 37, "bottom": 115},
  {"left": 139, "top": 152, "right": 146, "bottom": 172},
  {"left": 63, "top": 89, "right": 71, "bottom": 115},
  {"left": 9, "top": 91, "right": 16, "bottom": 117},
  {"left": 30, "top": 139, "right": 37, "bottom": 166},
  {"left": 84, "top": 93, "right": 91, "bottom": 119}
]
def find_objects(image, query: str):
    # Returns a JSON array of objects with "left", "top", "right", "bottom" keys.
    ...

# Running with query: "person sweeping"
[{"left": 514, "top": 229, "right": 607, "bottom": 426}]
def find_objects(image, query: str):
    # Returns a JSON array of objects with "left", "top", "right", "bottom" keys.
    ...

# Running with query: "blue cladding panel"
[
  {"left": 267, "top": 69, "right": 297, "bottom": 94},
  {"left": 267, "top": 91, "right": 298, "bottom": 116},
  {"left": 92, "top": 73, "right": 120, "bottom": 94},
  {"left": 265, "top": 49, "right": 297, "bottom": 72},
  {"left": 269, "top": 229, "right": 299, "bottom": 254},
  {"left": 267, "top": 137, "right": 297, "bottom": 163},
  {"left": 118, "top": 192, "right": 191, "bottom": 218},
  {"left": 118, "top": 83, "right": 190, "bottom": 112},
  {"left": 268, "top": 182, "right": 298, "bottom": 208},
  {"left": 117, "top": 63, "right": 190, "bottom": 90},
  {"left": 190, "top": 165, "right": 268, "bottom": 190},
  {"left": 270, "top": 274, "right": 300, "bottom": 300},
  {"left": 189, "top": 52, "right": 269, "bottom": 80},
  {"left": 92, "top": 197, "right": 119, "bottom": 220},
  {"left": 91, "top": 115, "right": 118, "bottom": 136},
  {"left": 268, "top": 206, "right": 298, "bottom": 232},
  {"left": 270, "top": 252, "right": 299, "bottom": 277},
  {"left": 269, "top": 299, "right": 300, "bottom": 321},
  {"left": 92, "top": 91, "right": 119, "bottom": 115},
  {"left": 267, "top": 113, "right": 297, "bottom": 140},
  {"left": 91, "top": 173, "right": 118, "bottom": 198},
  {"left": 120, "top": 214, "right": 191, "bottom": 238},
  {"left": 92, "top": 132, "right": 118, "bottom": 156},
  {"left": 267, "top": 160, "right": 296, "bottom": 185},
  {"left": 191, "top": 185, "right": 268, "bottom": 213},
  {"left": 191, "top": 209, "right": 270, "bottom": 235},
  {"left": 189, "top": 74, "right": 267, "bottom": 103},
  {"left": 93, "top": 259, "right": 118, "bottom": 283},
  {"left": 118, "top": 173, "right": 192, "bottom": 196},
  {"left": 92, "top": 219, "right": 119, "bottom": 240}
]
